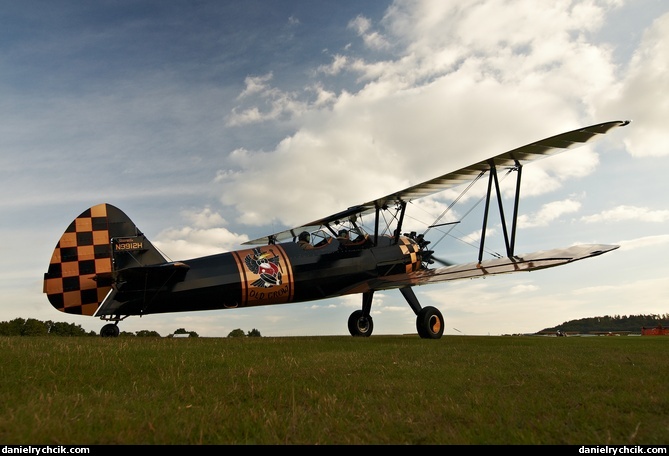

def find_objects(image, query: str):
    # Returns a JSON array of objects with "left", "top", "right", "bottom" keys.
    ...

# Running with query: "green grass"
[{"left": 1, "top": 335, "right": 668, "bottom": 444}]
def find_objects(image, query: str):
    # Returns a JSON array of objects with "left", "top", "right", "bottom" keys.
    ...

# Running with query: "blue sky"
[{"left": 1, "top": 0, "right": 668, "bottom": 337}]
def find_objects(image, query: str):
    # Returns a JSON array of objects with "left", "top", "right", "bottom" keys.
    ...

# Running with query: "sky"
[{"left": 1, "top": 0, "right": 668, "bottom": 338}]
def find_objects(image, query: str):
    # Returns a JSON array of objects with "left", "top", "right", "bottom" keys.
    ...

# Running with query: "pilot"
[
  {"left": 336, "top": 229, "right": 350, "bottom": 244},
  {"left": 297, "top": 231, "right": 313, "bottom": 249}
]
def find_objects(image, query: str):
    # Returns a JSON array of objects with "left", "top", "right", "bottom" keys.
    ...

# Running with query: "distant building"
[{"left": 641, "top": 325, "right": 668, "bottom": 336}]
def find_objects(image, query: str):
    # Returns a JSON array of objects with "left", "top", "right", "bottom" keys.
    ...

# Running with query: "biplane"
[{"left": 43, "top": 120, "right": 629, "bottom": 338}]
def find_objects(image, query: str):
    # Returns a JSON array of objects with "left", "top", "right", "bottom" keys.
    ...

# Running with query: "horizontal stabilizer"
[{"left": 94, "top": 261, "right": 190, "bottom": 317}]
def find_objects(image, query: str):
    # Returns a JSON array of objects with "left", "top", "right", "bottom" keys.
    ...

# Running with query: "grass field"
[{"left": 1, "top": 335, "right": 667, "bottom": 445}]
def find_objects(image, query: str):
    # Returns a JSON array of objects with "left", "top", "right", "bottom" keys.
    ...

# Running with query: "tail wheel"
[
  {"left": 348, "top": 310, "right": 374, "bottom": 337},
  {"left": 100, "top": 323, "right": 120, "bottom": 338},
  {"left": 416, "top": 306, "right": 444, "bottom": 339}
]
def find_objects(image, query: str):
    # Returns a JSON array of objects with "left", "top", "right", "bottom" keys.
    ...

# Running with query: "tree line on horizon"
[
  {"left": 0, "top": 317, "right": 261, "bottom": 338},
  {"left": 543, "top": 314, "right": 669, "bottom": 334},
  {"left": 1, "top": 314, "right": 665, "bottom": 337}
]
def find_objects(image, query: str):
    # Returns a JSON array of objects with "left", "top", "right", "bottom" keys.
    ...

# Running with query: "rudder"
[{"left": 43, "top": 203, "right": 166, "bottom": 316}]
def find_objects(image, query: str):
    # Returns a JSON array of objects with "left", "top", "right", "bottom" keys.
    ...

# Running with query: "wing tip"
[{"left": 588, "top": 244, "right": 620, "bottom": 256}]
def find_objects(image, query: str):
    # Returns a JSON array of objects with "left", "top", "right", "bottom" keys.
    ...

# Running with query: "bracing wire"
[
  {"left": 422, "top": 170, "right": 486, "bottom": 239},
  {"left": 415, "top": 167, "right": 516, "bottom": 259}
]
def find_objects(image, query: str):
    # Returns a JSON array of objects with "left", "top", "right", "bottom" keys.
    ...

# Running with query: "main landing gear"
[
  {"left": 348, "top": 292, "right": 374, "bottom": 337},
  {"left": 100, "top": 322, "right": 120, "bottom": 337},
  {"left": 100, "top": 316, "right": 126, "bottom": 337},
  {"left": 348, "top": 309, "right": 373, "bottom": 337},
  {"left": 415, "top": 306, "right": 444, "bottom": 339},
  {"left": 347, "top": 288, "right": 444, "bottom": 339}
]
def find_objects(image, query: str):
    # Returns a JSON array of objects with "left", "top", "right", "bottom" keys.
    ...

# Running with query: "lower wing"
[{"left": 347, "top": 244, "right": 618, "bottom": 293}]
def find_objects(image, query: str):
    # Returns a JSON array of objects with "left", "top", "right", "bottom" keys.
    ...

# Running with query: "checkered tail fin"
[{"left": 43, "top": 203, "right": 167, "bottom": 316}]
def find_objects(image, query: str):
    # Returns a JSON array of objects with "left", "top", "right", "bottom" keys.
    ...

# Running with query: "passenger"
[
  {"left": 336, "top": 229, "right": 350, "bottom": 244},
  {"left": 297, "top": 231, "right": 313, "bottom": 250}
]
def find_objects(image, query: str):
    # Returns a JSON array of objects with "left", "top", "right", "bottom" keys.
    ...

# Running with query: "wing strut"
[
  {"left": 373, "top": 205, "right": 381, "bottom": 246},
  {"left": 478, "top": 160, "right": 523, "bottom": 264},
  {"left": 510, "top": 161, "right": 522, "bottom": 255},
  {"left": 393, "top": 201, "right": 407, "bottom": 245},
  {"left": 371, "top": 200, "right": 408, "bottom": 246}
]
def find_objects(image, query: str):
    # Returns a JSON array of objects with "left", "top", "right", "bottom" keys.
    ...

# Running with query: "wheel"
[
  {"left": 100, "top": 323, "right": 120, "bottom": 337},
  {"left": 348, "top": 310, "right": 374, "bottom": 337},
  {"left": 416, "top": 306, "right": 444, "bottom": 339}
]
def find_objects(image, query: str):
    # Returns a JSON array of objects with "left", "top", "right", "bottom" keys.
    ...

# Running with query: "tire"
[
  {"left": 416, "top": 306, "right": 444, "bottom": 339},
  {"left": 100, "top": 323, "right": 120, "bottom": 338},
  {"left": 348, "top": 310, "right": 374, "bottom": 337}
]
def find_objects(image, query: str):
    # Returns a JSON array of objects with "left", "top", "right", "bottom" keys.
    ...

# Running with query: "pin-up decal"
[{"left": 244, "top": 247, "right": 282, "bottom": 287}]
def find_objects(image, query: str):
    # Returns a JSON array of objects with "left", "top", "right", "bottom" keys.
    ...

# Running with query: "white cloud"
[
  {"left": 597, "top": 12, "right": 669, "bottom": 157},
  {"left": 618, "top": 234, "right": 669, "bottom": 251},
  {"left": 317, "top": 54, "right": 349, "bottom": 75},
  {"left": 510, "top": 283, "right": 539, "bottom": 294},
  {"left": 216, "top": 1, "right": 636, "bottom": 230},
  {"left": 154, "top": 226, "right": 249, "bottom": 260},
  {"left": 348, "top": 15, "right": 391, "bottom": 51},
  {"left": 182, "top": 207, "right": 227, "bottom": 229},
  {"left": 227, "top": 72, "right": 313, "bottom": 126},
  {"left": 237, "top": 73, "right": 274, "bottom": 99},
  {"left": 518, "top": 198, "right": 582, "bottom": 228},
  {"left": 582, "top": 205, "right": 669, "bottom": 223},
  {"left": 571, "top": 276, "right": 669, "bottom": 314}
]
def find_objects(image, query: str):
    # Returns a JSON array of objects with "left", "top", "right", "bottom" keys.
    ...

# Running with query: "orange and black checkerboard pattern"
[
  {"left": 399, "top": 237, "right": 422, "bottom": 273},
  {"left": 43, "top": 203, "right": 113, "bottom": 316}
]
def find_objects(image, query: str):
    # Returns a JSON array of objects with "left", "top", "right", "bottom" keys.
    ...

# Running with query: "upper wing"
[
  {"left": 337, "top": 244, "right": 620, "bottom": 294},
  {"left": 245, "top": 120, "right": 630, "bottom": 245}
]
